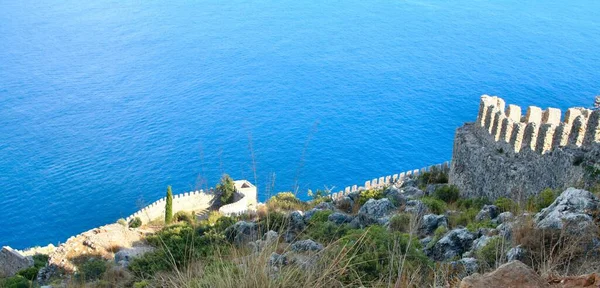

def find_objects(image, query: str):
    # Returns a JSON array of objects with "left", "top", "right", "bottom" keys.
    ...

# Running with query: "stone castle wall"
[
  {"left": 125, "top": 190, "right": 216, "bottom": 224},
  {"left": 450, "top": 95, "right": 600, "bottom": 200},
  {"left": 0, "top": 246, "right": 33, "bottom": 277},
  {"left": 329, "top": 162, "right": 451, "bottom": 201}
]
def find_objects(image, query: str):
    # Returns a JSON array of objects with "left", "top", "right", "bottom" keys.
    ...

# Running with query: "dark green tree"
[
  {"left": 217, "top": 174, "right": 235, "bottom": 204},
  {"left": 165, "top": 185, "right": 173, "bottom": 224}
]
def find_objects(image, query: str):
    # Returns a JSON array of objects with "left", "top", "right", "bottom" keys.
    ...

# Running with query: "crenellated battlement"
[
  {"left": 329, "top": 162, "right": 451, "bottom": 201},
  {"left": 477, "top": 95, "right": 599, "bottom": 154},
  {"left": 124, "top": 190, "right": 216, "bottom": 225}
]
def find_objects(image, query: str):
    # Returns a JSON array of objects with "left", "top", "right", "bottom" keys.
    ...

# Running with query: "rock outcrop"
[
  {"left": 534, "top": 188, "right": 599, "bottom": 232},
  {"left": 426, "top": 228, "right": 476, "bottom": 261},
  {"left": 460, "top": 261, "right": 549, "bottom": 288}
]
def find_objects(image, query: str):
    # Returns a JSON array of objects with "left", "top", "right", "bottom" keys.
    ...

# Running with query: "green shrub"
[
  {"left": 266, "top": 192, "right": 307, "bottom": 211},
  {"left": 77, "top": 258, "right": 107, "bottom": 281},
  {"left": 133, "top": 280, "right": 149, "bottom": 288},
  {"left": 165, "top": 186, "right": 174, "bottom": 224},
  {"left": 358, "top": 189, "right": 384, "bottom": 206},
  {"left": 417, "top": 166, "right": 449, "bottom": 186},
  {"left": 129, "top": 217, "right": 142, "bottom": 228},
  {"left": 0, "top": 275, "right": 30, "bottom": 288},
  {"left": 306, "top": 222, "right": 350, "bottom": 244},
  {"left": 389, "top": 213, "right": 412, "bottom": 233},
  {"left": 476, "top": 237, "right": 508, "bottom": 267},
  {"left": 494, "top": 197, "right": 517, "bottom": 213},
  {"left": 448, "top": 208, "right": 479, "bottom": 228},
  {"left": 466, "top": 220, "right": 497, "bottom": 233},
  {"left": 338, "top": 226, "right": 430, "bottom": 283},
  {"left": 433, "top": 185, "right": 460, "bottom": 204},
  {"left": 421, "top": 197, "right": 447, "bottom": 215},
  {"left": 32, "top": 254, "right": 49, "bottom": 268},
  {"left": 527, "top": 188, "right": 558, "bottom": 212},
  {"left": 16, "top": 266, "right": 39, "bottom": 280},
  {"left": 174, "top": 211, "right": 195, "bottom": 225},
  {"left": 257, "top": 211, "right": 288, "bottom": 232},
  {"left": 130, "top": 224, "right": 230, "bottom": 278},
  {"left": 217, "top": 174, "right": 236, "bottom": 205},
  {"left": 307, "top": 210, "right": 333, "bottom": 225},
  {"left": 456, "top": 197, "right": 491, "bottom": 211}
]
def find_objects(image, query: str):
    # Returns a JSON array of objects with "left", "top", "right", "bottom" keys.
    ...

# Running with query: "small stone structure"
[
  {"left": 450, "top": 95, "right": 600, "bottom": 199},
  {"left": 219, "top": 180, "right": 258, "bottom": 216},
  {"left": 0, "top": 246, "right": 33, "bottom": 277},
  {"left": 125, "top": 190, "right": 216, "bottom": 225},
  {"left": 125, "top": 180, "right": 258, "bottom": 224},
  {"left": 328, "top": 162, "right": 451, "bottom": 201}
]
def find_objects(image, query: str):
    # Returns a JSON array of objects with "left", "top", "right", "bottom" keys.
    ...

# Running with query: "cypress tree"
[
  {"left": 217, "top": 174, "right": 235, "bottom": 204},
  {"left": 165, "top": 185, "right": 173, "bottom": 224}
]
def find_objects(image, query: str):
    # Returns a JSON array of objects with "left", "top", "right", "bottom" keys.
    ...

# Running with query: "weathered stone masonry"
[{"left": 450, "top": 95, "right": 600, "bottom": 200}]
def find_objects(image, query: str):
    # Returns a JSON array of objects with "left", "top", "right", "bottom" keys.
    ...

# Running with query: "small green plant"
[
  {"left": 448, "top": 208, "right": 479, "bottom": 228},
  {"left": 133, "top": 281, "right": 149, "bottom": 288},
  {"left": 165, "top": 185, "right": 173, "bottom": 224},
  {"left": 417, "top": 166, "right": 449, "bottom": 186},
  {"left": 266, "top": 192, "right": 307, "bottom": 211},
  {"left": 389, "top": 213, "right": 412, "bottom": 233},
  {"left": 307, "top": 210, "right": 333, "bottom": 225},
  {"left": 456, "top": 197, "right": 491, "bottom": 211},
  {"left": 421, "top": 197, "right": 447, "bottom": 215},
  {"left": 476, "top": 237, "right": 508, "bottom": 267},
  {"left": 174, "top": 211, "right": 195, "bottom": 225},
  {"left": 466, "top": 220, "right": 497, "bottom": 233},
  {"left": 358, "top": 189, "right": 384, "bottom": 206},
  {"left": 526, "top": 188, "right": 558, "bottom": 212},
  {"left": 306, "top": 222, "right": 350, "bottom": 244},
  {"left": 77, "top": 258, "right": 107, "bottom": 281},
  {"left": 494, "top": 197, "right": 517, "bottom": 213},
  {"left": 217, "top": 174, "right": 236, "bottom": 205},
  {"left": 129, "top": 217, "right": 142, "bottom": 228},
  {"left": 117, "top": 218, "right": 127, "bottom": 226},
  {"left": 0, "top": 275, "right": 30, "bottom": 288},
  {"left": 433, "top": 185, "right": 460, "bottom": 204}
]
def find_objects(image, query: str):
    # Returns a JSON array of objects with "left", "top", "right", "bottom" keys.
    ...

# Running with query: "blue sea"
[{"left": 1, "top": 0, "right": 599, "bottom": 249}]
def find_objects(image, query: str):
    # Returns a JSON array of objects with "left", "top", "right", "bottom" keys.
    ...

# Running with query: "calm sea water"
[{"left": 1, "top": 0, "right": 599, "bottom": 249}]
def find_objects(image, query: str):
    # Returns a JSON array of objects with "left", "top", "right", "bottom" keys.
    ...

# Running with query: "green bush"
[
  {"left": 338, "top": 226, "right": 430, "bottom": 283},
  {"left": 417, "top": 167, "right": 449, "bottom": 186},
  {"left": 421, "top": 197, "right": 447, "bottom": 215},
  {"left": 466, "top": 220, "right": 497, "bottom": 233},
  {"left": 389, "top": 213, "right": 412, "bottom": 233},
  {"left": 0, "top": 275, "right": 30, "bottom": 288},
  {"left": 165, "top": 186, "right": 174, "bottom": 224},
  {"left": 494, "top": 197, "right": 517, "bottom": 213},
  {"left": 476, "top": 237, "right": 508, "bottom": 267},
  {"left": 257, "top": 211, "right": 288, "bottom": 232},
  {"left": 174, "top": 211, "right": 195, "bottom": 225},
  {"left": 129, "top": 217, "right": 142, "bottom": 228},
  {"left": 266, "top": 192, "right": 307, "bottom": 211},
  {"left": 358, "top": 189, "right": 384, "bottom": 206},
  {"left": 456, "top": 197, "right": 491, "bottom": 211},
  {"left": 306, "top": 222, "right": 350, "bottom": 244},
  {"left": 433, "top": 185, "right": 460, "bottom": 204},
  {"left": 130, "top": 223, "right": 230, "bottom": 278},
  {"left": 448, "top": 208, "right": 479, "bottom": 228},
  {"left": 426, "top": 226, "right": 449, "bottom": 249},
  {"left": 133, "top": 281, "right": 149, "bottom": 288},
  {"left": 307, "top": 210, "right": 333, "bottom": 225},
  {"left": 527, "top": 188, "right": 558, "bottom": 212},
  {"left": 77, "top": 258, "right": 107, "bottom": 281},
  {"left": 217, "top": 174, "right": 236, "bottom": 205}
]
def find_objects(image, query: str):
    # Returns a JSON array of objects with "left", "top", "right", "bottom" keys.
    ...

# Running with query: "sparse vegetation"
[
  {"left": 358, "top": 189, "right": 384, "bottom": 205},
  {"left": 433, "top": 185, "right": 460, "bottom": 204},
  {"left": 129, "top": 217, "right": 142, "bottom": 228},
  {"left": 421, "top": 197, "right": 447, "bottom": 214},
  {"left": 265, "top": 192, "right": 307, "bottom": 211}
]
